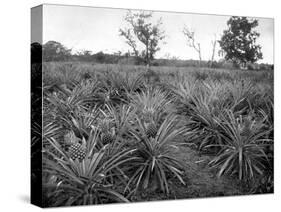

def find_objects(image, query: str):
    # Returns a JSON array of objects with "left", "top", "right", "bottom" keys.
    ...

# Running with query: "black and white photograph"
[{"left": 31, "top": 3, "right": 274, "bottom": 208}]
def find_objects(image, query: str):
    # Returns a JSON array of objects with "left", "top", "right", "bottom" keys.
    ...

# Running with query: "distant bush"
[
  {"left": 247, "top": 63, "right": 256, "bottom": 70},
  {"left": 258, "top": 63, "right": 274, "bottom": 71},
  {"left": 118, "top": 57, "right": 137, "bottom": 65},
  {"left": 208, "top": 61, "right": 222, "bottom": 69}
]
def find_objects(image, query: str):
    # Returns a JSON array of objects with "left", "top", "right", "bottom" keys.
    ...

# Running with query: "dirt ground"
[{"left": 132, "top": 145, "right": 243, "bottom": 202}]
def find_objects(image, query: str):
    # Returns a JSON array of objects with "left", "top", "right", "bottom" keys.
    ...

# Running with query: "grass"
[{"left": 39, "top": 62, "right": 274, "bottom": 207}]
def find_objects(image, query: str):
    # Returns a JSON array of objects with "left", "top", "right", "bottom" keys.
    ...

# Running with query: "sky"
[{"left": 41, "top": 4, "right": 274, "bottom": 64}]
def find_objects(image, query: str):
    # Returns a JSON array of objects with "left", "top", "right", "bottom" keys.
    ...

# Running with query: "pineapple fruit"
[
  {"left": 69, "top": 142, "right": 87, "bottom": 161},
  {"left": 241, "top": 119, "right": 252, "bottom": 137},
  {"left": 102, "top": 132, "right": 114, "bottom": 144},
  {"left": 65, "top": 130, "right": 87, "bottom": 161},
  {"left": 99, "top": 119, "right": 115, "bottom": 144},
  {"left": 238, "top": 115, "right": 253, "bottom": 137},
  {"left": 146, "top": 123, "right": 157, "bottom": 138}
]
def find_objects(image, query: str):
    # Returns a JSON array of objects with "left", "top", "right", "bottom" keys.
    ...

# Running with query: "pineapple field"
[{"left": 40, "top": 62, "right": 273, "bottom": 207}]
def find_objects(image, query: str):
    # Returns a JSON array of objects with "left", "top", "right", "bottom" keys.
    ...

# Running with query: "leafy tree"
[
  {"left": 119, "top": 10, "right": 166, "bottom": 66},
  {"left": 43, "top": 41, "right": 72, "bottom": 62},
  {"left": 218, "top": 16, "right": 263, "bottom": 68}
]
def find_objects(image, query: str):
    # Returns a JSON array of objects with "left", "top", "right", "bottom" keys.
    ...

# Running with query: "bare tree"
[
  {"left": 182, "top": 27, "right": 202, "bottom": 66},
  {"left": 119, "top": 10, "right": 166, "bottom": 66},
  {"left": 210, "top": 34, "right": 217, "bottom": 67}
]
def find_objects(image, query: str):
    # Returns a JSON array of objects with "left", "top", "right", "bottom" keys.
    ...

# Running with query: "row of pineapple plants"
[{"left": 41, "top": 66, "right": 273, "bottom": 206}]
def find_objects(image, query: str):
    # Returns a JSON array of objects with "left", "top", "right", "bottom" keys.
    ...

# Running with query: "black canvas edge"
[{"left": 31, "top": 5, "right": 43, "bottom": 208}]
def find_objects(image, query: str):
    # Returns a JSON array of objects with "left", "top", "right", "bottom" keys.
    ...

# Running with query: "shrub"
[
  {"left": 126, "top": 114, "right": 187, "bottom": 194},
  {"left": 209, "top": 110, "right": 272, "bottom": 181}
]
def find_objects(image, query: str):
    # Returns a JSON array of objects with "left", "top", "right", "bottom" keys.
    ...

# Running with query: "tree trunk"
[
  {"left": 210, "top": 39, "right": 217, "bottom": 68},
  {"left": 146, "top": 43, "right": 150, "bottom": 67},
  {"left": 198, "top": 43, "right": 202, "bottom": 67}
]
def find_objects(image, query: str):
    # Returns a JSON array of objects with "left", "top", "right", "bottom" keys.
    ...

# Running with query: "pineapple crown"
[
  {"left": 144, "top": 117, "right": 157, "bottom": 127},
  {"left": 64, "top": 130, "right": 87, "bottom": 147},
  {"left": 99, "top": 118, "right": 115, "bottom": 133},
  {"left": 99, "top": 119, "right": 110, "bottom": 132},
  {"left": 64, "top": 130, "right": 79, "bottom": 145}
]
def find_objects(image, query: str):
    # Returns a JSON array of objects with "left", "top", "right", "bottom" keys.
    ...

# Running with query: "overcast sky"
[{"left": 41, "top": 4, "right": 274, "bottom": 64}]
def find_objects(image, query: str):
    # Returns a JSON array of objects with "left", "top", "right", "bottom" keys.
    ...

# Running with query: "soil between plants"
[{"left": 132, "top": 145, "right": 243, "bottom": 202}]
